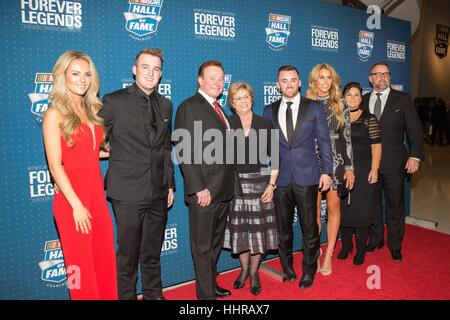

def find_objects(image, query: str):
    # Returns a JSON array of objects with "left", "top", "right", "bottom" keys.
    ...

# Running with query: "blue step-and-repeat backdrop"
[{"left": 0, "top": 0, "right": 410, "bottom": 299}]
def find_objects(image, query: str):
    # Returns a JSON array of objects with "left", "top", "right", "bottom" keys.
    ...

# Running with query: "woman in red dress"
[{"left": 43, "top": 51, "right": 117, "bottom": 300}]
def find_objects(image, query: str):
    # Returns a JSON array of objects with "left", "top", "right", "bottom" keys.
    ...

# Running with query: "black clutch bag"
[{"left": 337, "top": 183, "right": 349, "bottom": 198}]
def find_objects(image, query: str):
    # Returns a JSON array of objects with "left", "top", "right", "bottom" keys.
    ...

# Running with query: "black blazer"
[
  {"left": 99, "top": 83, "right": 175, "bottom": 201},
  {"left": 174, "top": 92, "right": 235, "bottom": 204},
  {"left": 228, "top": 113, "right": 275, "bottom": 173},
  {"left": 362, "top": 89, "right": 424, "bottom": 174}
]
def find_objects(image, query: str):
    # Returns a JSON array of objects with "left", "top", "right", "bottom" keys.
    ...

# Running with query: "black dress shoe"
[
  {"left": 233, "top": 269, "right": 249, "bottom": 289},
  {"left": 390, "top": 249, "right": 403, "bottom": 262},
  {"left": 249, "top": 272, "right": 262, "bottom": 296},
  {"left": 282, "top": 268, "right": 297, "bottom": 282},
  {"left": 337, "top": 245, "right": 353, "bottom": 260},
  {"left": 215, "top": 286, "right": 231, "bottom": 298},
  {"left": 250, "top": 286, "right": 261, "bottom": 295},
  {"left": 366, "top": 240, "right": 385, "bottom": 252},
  {"left": 299, "top": 274, "right": 315, "bottom": 288}
]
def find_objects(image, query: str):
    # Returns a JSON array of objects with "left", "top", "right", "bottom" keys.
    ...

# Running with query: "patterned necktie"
[
  {"left": 374, "top": 93, "right": 382, "bottom": 120},
  {"left": 212, "top": 101, "right": 228, "bottom": 128},
  {"left": 286, "top": 101, "right": 294, "bottom": 143}
]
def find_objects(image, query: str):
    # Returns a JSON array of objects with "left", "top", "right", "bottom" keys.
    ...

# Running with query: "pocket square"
[{"left": 394, "top": 108, "right": 400, "bottom": 112}]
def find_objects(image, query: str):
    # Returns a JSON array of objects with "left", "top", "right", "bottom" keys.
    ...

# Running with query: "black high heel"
[
  {"left": 338, "top": 226, "right": 354, "bottom": 260},
  {"left": 249, "top": 272, "right": 261, "bottom": 296},
  {"left": 337, "top": 244, "right": 353, "bottom": 260},
  {"left": 353, "top": 250, "right": 365, "bottom": 265},
  {"left": 233, "top": 269, "right": 249, "bottom": 289},
  {"left": 353, "top": 227, "right": 369, "bottom": 265}
]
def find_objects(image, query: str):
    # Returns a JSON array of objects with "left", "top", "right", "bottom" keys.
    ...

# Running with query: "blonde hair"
[
  {"left": 227, "top": 81, "right": 254, "bottom": 111},
  {"left": 49, "top": 50, "right": 105, "bottom": 146},
  {"left": 305, "top": 63, "right": 344, "bottom": 128}
]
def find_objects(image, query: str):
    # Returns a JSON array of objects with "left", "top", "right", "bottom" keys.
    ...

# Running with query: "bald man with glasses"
[{"left": 361, "top": 61, "right": 424, "bottom": 262}]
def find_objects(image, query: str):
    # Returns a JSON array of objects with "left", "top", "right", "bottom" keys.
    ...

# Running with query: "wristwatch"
[{"left": 269, "top": 183, "right": 277, "bottom": 190}]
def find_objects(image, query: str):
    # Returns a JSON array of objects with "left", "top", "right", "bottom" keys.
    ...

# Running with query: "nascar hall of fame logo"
[
  {"left": 193, "top": 9, "right": 236, "bottom": 40},
  {"left": 357, "top": 30, "right": 375, "bottom": 61},
  {"left": 217, "top": 74, "right": 232, "bottom": 109},
  {"left": 311, "top": 25, "right": 339, "bottom": 52},
  {"left": 435, "top": 24, "right": 449, "bottom": 59},
  {"left": 387, "top": 40, "right": 406, "bottom": 62},
  {"left": 263, "top": 82, "right": 281, "bottom": 105},
  {"left": 29, "top": 165, "right": 55, "bottom": 201},
  {"left": 124, "top": 0, "right": 163, "bottom": 41},
  {"left": 39, "top": 240, "right": 67, "bottom": 288},
  {"left": 20, "top": 0, "right": 83, "bottom": 32},
  {"left": 29, "top": 73, "right": 53, "bottom": 124},
  {"left": 265, "top": 13, "right": 291, "bottom": 50},
  {"left": 122, "top": 79, "right": 172, "bottom": 100}
]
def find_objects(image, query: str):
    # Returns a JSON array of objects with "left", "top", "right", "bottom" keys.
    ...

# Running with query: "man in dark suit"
[
  {"left": 264, "top": 65, "right": 332, "bottom": 288},
  {"left": 173, "top": 60, "right": 234, "bottom": 300},
  {"left": 362, "top": 61, "right": 424, "bottom": 261},
  {"left": 99, "top": 48, "right": 175, "bottom": 300}
]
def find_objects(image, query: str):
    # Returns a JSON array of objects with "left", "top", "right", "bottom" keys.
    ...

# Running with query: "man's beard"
[{"left": 375, "top": 81, "right": 389, "bottom": 91}]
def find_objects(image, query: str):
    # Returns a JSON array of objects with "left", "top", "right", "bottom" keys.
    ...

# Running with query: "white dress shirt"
[
  {"left": 278, "top": 93, "right": 301, "bottom": 139},
  {"left": 198, "top": 89, "right": 230, "bottom": 129},
  {"left": 369, "top": 86, "right": 390, "bottom": 116}
]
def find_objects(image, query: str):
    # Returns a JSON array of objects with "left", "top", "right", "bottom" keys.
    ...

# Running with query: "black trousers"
[
  {"left": 274, "top": 181, "right": 319, "bottom": 275},
  {"left": 369, "top": 171, "right": 405, "bottom": 250},
  {"left": 188, "top": 200, "right": 230, "bottom": 300},
  {"left": 111, "top": 192, "right": 167, "bottom": 300}
]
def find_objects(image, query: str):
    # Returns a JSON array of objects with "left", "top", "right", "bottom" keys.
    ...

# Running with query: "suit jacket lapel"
[
  {"left": 272, "top": 100, "right": 288, "bottom": 145},
  {"left": 380, "top": 89, "right": 396, "bottom": 123},
  {"left": 149, "top": 93, "right": 168, "bottom": 147},
  {"left": 291, "top": 98, "right": 309, "bottom": 142}
]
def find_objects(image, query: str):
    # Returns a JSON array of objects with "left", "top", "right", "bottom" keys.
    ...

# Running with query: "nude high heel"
[{"left": 320, "top": 249, "right": 333, "bottom": 276}]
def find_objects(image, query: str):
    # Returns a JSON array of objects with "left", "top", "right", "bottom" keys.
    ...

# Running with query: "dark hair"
[
  {"left": 134, "top": 48, "right": 164, "bottom": 68},
  {"left": 343, "top": 82, "right": 363, "bottom": 96},
  {"left": 198, "top": 60, "right": 224, "bottom": 78},
  {"left": 370, "top": 61, "right": 390, "bottom": 73},
  {"left": 277, "top": 65, "right": 300, "bottom": 78}
]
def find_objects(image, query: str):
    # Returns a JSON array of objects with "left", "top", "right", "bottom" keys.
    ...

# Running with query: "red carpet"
[{"left": 164, "top": 224, "right": 450, "bottom": 300}]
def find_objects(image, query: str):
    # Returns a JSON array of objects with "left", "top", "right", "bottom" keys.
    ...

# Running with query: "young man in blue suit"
[{"left": 264, "top": 65, "right": 332, "bottom": 288}]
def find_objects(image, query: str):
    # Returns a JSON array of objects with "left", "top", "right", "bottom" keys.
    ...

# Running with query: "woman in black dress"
[
  {"left": 338, "top": 82, "right": 381, "bottom": 265},
  {"left": 223, "top": 82, "right": 279, "bottom": 295}
]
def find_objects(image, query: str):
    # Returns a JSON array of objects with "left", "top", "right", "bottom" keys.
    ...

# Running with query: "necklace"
[{"left": 350, "top": 107, "right": 360, "bottom": 113}]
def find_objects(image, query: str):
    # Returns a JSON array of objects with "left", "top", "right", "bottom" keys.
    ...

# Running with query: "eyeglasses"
[
  {"left": 370, "top": 72, "right": 391, "bottom": 78},
  {"left": 233, "top": 95, "right": 251, "bottom": 103}
]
